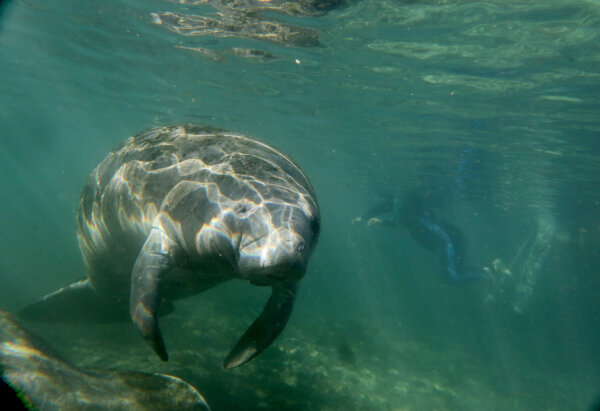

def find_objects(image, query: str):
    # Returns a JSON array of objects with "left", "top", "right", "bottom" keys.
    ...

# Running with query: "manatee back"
[{"left": 76, "top": 124, "right": 319, "bottom": 289}]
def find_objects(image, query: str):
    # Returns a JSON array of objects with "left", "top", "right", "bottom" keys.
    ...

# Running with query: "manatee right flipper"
[
  {"left": 130, "top": 228, "right": 174, "bottom": 362},
  {"left": 18, "top": 279, "right": 130, "bottom": 323},
  {"left": 224, "top": 281, "right": 298, "bottom": 369}
]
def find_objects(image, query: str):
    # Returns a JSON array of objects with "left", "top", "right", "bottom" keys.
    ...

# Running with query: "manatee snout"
[{"left": 238, "top": 227, "right": 310, "bottom": 286}]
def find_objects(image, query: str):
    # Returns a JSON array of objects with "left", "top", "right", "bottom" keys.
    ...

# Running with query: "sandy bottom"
[{"left": 22, "top": 291, "right": 596, "bottom": 411}]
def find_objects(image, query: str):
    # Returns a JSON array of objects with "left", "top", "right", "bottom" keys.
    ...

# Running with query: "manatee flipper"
[
  {"left": 18, "top": 279, "right": 130, "bottom": 323},
  {"left": 130, "top": 228, "right": 174, "bottom": 362},
  {"left": 224, "top": 281, "right": 298, "bottom": 369}
]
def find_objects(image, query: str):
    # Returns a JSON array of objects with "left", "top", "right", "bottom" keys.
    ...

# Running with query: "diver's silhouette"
[{"left": 358, "top": 189, "right": 487, "bottom": 283}]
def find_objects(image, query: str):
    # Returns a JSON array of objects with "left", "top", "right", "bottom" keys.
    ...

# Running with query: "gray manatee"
[
  {"left": 0, "top": 310, "right": 211, "bottom": 410},
  {"left": 19, "top": 124, "right": 320, "bottom": 368}
]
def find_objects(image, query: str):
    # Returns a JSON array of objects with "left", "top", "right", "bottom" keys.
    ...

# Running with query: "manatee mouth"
[
  {"left": 247, "top": 274, "right": 294, "bottom": 287},
  {"left": 244, "top": 261, "right": 306, "bottom": 286},
  {"left": 238, "top": 233, "right": 266, "bottom": 254},
  {"left": 247, "top": 275, "right": 280, "bottom": 287}
]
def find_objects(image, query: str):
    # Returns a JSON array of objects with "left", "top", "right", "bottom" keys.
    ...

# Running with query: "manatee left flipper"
[
  {"left": 224, "top": 281, "right": 298, "bottom": 369},
  {"left": 130, "top": 228, "right": 174, "bottom": 362}
]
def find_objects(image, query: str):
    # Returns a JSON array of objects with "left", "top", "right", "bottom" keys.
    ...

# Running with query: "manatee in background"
[
  {"left": 19, "top": 124, "right": 320, "bottom": 369},
  {"left": 0, "top": 310, "right": 211, "bottom": 410}
]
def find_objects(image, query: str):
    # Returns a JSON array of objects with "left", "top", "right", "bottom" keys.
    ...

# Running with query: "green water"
[{"left": 1, "top": 0, "right": 599, "bottom": 409}]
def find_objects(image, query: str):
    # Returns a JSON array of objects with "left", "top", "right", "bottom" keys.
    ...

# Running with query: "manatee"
[
  {"left": 19, "top": 124, "right": 320, "bottom": 369},
  {"left": 0, "top": 310, "right": 211, "bottom": 410}
]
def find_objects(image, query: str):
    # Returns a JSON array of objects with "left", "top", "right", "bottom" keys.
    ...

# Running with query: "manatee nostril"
[
  {"left": 235, "top": 204, "right": 248, "bottom": 215},
  {"left": 296, "top": 241, "right": 305, "bottom": 252}
]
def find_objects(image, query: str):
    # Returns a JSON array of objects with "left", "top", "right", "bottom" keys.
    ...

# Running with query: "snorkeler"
[{"left": 354, "top": 188, "right": 487, "bottom": 284}]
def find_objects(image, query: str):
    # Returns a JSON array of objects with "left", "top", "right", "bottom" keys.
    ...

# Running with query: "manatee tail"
[{"left": 18, "top": 279, "right": 130, "bottom": 323}]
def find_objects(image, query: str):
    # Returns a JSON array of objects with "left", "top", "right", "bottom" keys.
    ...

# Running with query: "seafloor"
[{"left": 19, "top": 282, "right": 586, "bottom": 411}]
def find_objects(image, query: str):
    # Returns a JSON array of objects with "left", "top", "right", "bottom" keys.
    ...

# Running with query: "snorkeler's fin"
[
  {"left": 446, "top": 266, "right": 490, "bottom": 284},
  {"left": 223, "top": 281, "right": 298, "bottom": 369}
]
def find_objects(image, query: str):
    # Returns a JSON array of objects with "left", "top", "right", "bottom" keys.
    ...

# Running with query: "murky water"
[{"left": 1, "top": 0, "right": 599, "bottom": 409}]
